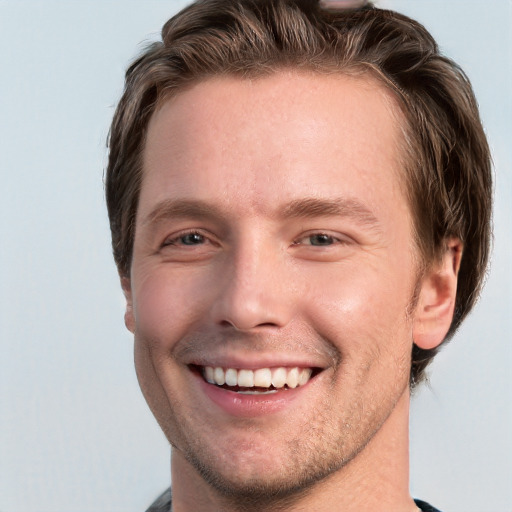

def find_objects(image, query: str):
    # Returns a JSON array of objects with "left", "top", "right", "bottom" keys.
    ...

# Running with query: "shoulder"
[
  {"left": 414, "top": 498, "right": 444, "bottom": 512},
  {"left": 144, "top": 490, "right": 440, "bottom": 512},
  {"left": 145, "top": 487, "right": 172, "bottom": 512}
]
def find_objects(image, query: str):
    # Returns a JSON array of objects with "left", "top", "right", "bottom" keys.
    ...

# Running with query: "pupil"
[
  {"left": 182, "top": 233, "right": 203, "bottom": 245},
  {"left": 311, "top": 234, "right": 332, "bottom": 246}
]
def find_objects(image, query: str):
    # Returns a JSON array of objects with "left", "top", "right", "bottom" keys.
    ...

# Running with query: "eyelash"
[
  {"left": 293, "top": 232, "right": 348, "bottom": 247},
  {"left": 162, "top": 230, "right": 210, "bottom": 247},
  {"left": 162, "top": 230, "right": 348, "bottom": 249}
]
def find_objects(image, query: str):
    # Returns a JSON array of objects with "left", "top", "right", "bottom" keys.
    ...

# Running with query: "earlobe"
[
  {"left": 121, "top": 276, "right": 136, "bottom": 333},
  {"left": 413, "top": 238, "right": 463, "bottom": 350}
]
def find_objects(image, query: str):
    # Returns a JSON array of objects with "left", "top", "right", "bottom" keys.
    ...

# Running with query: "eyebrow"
[
  {"left": 142, "top": 199, "right": 226, "bottom": 227},
  {"left": 280, "top": 197, "right": 380, "bottom": 228},
  {"left": 142, "top": 197, "right": 381, "bottom": 231}
]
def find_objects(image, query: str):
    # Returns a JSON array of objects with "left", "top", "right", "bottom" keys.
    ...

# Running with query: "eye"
[
  {"left": 159, "top": 229, "right": 219, "bottom": 262},
  {"left": 294, "top": 232, "right": 344, "bottom": 247},
  {"left": 163, "top": 230, "right": 208, "bottom": 247},
  {"left": 179, "top": 232, "right": 205, "bottom": 245},
  {"left": 291, "top": 230, "right": 354, "bottom": 262},
  {"left": 307, "top": 233, "right": 336, "bottom": 246}
]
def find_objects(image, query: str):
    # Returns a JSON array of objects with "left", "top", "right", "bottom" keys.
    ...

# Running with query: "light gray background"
[{"left": 0, "top": 1, "right": 510, "bottom": 511}]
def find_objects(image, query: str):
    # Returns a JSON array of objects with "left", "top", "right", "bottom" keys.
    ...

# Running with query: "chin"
[
  {"left": 174, "top": 425, "right": 352, "bottom": 510},
  {"left": 185, "top": 450, "right": 334, "bottom": 508}
]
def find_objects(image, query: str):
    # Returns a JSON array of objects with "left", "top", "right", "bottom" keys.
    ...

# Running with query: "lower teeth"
[{"left": 215, "top": 384, "right": 285, "bottom": 394}]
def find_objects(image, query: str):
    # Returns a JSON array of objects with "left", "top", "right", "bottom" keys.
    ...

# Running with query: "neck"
[{"left": 170, "top": 388, "right": 417, "bottom": 512}]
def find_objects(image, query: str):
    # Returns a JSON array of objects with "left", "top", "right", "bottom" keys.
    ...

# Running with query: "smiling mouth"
[{"left": 191, "top": 365, "right": 319, "bottom": 394}]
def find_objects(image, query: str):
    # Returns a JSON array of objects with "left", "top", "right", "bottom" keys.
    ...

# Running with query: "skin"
[{"left": 123, "top": 71, "right": 461, "bottom": 511}]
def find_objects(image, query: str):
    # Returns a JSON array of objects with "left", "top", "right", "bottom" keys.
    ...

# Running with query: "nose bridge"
[{"left": 211, "top": 234, "right": 293, "bottom": 331}]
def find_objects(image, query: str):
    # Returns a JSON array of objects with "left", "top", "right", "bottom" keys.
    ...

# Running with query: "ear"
[
  {"left": 413, "top": 238, "right": 463, "bottom": 350},
  {"left": 121, "top": 276, "right": 135, "bottom": 333}
]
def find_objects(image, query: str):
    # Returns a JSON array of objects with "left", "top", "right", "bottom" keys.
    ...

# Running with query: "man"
[{"left": 105, "top": 1, "right": 492, "bottom": 511}]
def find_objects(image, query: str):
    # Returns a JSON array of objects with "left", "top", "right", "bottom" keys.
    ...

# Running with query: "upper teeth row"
[{"left": 203, "top": 366, "right": 312, "bottom": 389}]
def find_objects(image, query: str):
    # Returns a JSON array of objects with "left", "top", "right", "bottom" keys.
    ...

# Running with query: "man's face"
[{"left": 126, "top": 72, "right": 420, "bottom": 497}]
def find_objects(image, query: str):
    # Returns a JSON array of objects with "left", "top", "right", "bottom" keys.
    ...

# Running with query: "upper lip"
[
  {"left": 186, "top": 353, "right": 328, "bottom": 371},
  {"left": 174, "top": 332, "right": 337, "bottom": 371}
]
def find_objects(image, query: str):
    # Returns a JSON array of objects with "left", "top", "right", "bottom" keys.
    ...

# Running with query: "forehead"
[{"left": 140, "top": 71, "right": 408, "bottom": 222}]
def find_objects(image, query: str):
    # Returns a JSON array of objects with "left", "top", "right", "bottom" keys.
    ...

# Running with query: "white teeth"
[
  {"left": 253, "top": 368, "right": 272, "bottom": 387},
  {"left": 299, "top": 368, "right": 312, "bottom": 386},
  {"left": 203, "top": 366, "right": 312, "bottom": 394},
  {"left": 271, "top": 367, "right": 287, "bottom": 388},
  {"left": 237, "top": 369, "right": 254, "bottom": 387},
  {"left": 214, "top": 367, "right": 225, "bottom": 386},
  {"left": 201, "top": 366, "right": 315, "bottom": 390},
  {"left": 205, "top": 366, "right": 215, "bottom": 384},
  {"left": 225, "top": 368, "right": 238, "bottom": 387},
  {"left": 286, "top": 367, "right": 299, "bottom": 389}
]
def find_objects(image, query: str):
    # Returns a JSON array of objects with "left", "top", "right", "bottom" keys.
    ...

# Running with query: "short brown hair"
[{"left": 106, "top": 0, "right": 492, "bottom": 385}]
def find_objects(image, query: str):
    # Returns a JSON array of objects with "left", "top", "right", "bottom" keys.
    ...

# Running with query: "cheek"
[
  {"left": 303, "top": 261, "right": 415, "bottom": 351},
  {"left": 131, "top": 268, "right": 212, "bottom": 347}
]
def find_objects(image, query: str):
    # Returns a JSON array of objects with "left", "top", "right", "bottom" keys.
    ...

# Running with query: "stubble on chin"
[{"left": 168, "top": 372, "right": 408, "bottom": 512}]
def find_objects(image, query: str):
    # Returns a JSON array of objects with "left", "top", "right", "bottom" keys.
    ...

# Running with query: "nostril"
[{"left": 218, "top": 319, "right": 280, "bottom": 331}]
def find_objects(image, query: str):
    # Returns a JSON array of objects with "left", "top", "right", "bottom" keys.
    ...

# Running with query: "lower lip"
[{"left": 197, "top": 375, "right": 306, "bottom": 417}]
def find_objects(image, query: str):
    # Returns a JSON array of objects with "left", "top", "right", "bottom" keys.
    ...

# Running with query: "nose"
[{"left": 210, "top": 242, "right": 295, "bottom": 331}]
